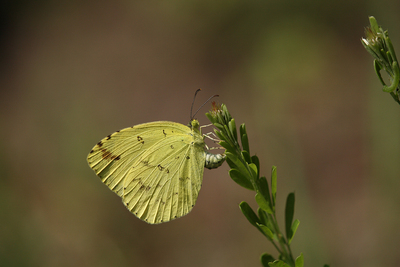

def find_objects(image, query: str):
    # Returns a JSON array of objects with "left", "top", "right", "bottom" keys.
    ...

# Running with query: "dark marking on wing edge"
[
  {"left": 106, "top": 134, "right": 112, "bottom": 140},
  {"left": 97, "top": 141, "right": 103, "bottom": 147},
  {"left": 99, "top": 148, "right": 121, "bottom": 160}
]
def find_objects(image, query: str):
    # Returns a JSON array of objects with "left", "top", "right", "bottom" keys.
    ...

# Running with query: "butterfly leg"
[
  {"left": 200, "top": 123, "right": 214, "bottom": 129},
  {"left": 203, "top": 132, "right": 220, "bottom": 142},
  {"left": 203, "top": 132, "right": 225, "bottom": 151}
]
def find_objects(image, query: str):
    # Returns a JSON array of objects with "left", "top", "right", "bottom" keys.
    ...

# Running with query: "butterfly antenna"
[
  {"left": 190, "top": 88, "right": 202, "bottom": 120},
  {"left": 191, "top": 90, "right": 219, "bottom": 120}
]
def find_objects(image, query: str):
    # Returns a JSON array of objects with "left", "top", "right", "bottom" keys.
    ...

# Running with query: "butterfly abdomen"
[{"left": 204, "top": 152, "right": 225, "bottom": 170}]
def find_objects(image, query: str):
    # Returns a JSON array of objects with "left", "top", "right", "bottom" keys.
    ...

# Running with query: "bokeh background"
[{"left": 1, "top": 1, "right": 400, "bottom": 266}]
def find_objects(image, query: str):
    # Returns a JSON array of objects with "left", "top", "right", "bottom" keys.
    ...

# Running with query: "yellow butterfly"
[{"left": 87, "top": 92, "right": 225, "bottom": 224}]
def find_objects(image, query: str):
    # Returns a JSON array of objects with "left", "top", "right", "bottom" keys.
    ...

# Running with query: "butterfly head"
[{"left": 188, "top": 119, "right": 200, "bottom": 131}]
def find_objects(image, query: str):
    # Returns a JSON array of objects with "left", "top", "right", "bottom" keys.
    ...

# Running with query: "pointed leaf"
[
  {"left": 228, "top": 118, "right": 238, "bottom": 141},
  {"left": 242, "top": 150, "right": 252, "bottom": 164},
  {"left": 257, "top": 207, "right": 269, "bottom": 225},
  {"left": 221, "top": 104, "right": 232, "bottom": 121},
  {"left": 239, "top": 201, "right": 261, "bottom": 227},
  {"left": 260, "top": 253, "right": 275, "bottom": 267},
  {"left": 251, "top": 155, "right": 260, "bottom": 178},
  {"left": 289, "top": 219, "right": 300, "bottom": 245},
  {"left": 295, "top": 253, "right": 304, "bottom": 267},
  {"left": 214, "top": 128, "right": 227, "bottom": 140},
  {"left": 256, "top": 192, "right": 273, "bottom": 214},
  {"left": 225, "top": 156, "right": 236, "bottom": 169},
  {"left": 224, "top": 125, "right": 235, "bottom": 143},
  {"left": 257, "top": 223, "right": 274, "bottom": 241},
  {"left": 229, "top": 169, "right": 254, "bottom": 191},
  {"left": 258, "top": 176, "right": 272, "bottom": 210},
  {"left": 225, "top": 152, "right": 249, "bottom": 178},
  {"left": 268, "top": 260, "right": 291, "bottom": 267},
  {"left": 239, "top": 124, "right": 249, "bottom": 152},
  {"left": 205, "top": 112, "right": 217, "bottom": 124},
  {"left": 219, "top": 141, "right": 236, "bottom": 155},
  {"left": 368, "top": 16, "right": 379, "bottom": 33},
  {"left": 248, "top": 163, "right": 258, "bottom": 180},
  {"left": 285, "top": 192, "right": 295, "bottom": 241},
  {"left": 271, "top": 166, "right": 277, "bottom": 207},
  {"left": 241, "top": 133, "right": 250, "bottom": 153}
]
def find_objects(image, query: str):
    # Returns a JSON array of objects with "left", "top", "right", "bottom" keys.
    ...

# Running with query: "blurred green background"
[{"left": 1, "top": 1, "right": 400, "bottom": 266}]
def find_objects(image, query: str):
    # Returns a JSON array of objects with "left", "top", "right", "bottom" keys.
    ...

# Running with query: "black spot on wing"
[{"left": 137, "top": 136, "right": 144, "bottom": 144}]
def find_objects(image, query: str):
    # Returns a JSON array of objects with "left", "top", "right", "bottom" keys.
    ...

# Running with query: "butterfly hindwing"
[
  {"left": 87, "top": 121, "right": 207, "bottom": 224},
  {"left": 122, "top": 127, "right": 206, "bottom": 224}
]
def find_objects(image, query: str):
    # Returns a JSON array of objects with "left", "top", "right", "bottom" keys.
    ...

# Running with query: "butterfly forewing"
[{"left": 87, "top": 122, "right": 190, "bottom": 197}]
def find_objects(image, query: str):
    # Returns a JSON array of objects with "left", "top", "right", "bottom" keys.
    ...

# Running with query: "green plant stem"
[{"left": 270, "top": 213, "right": 295, "bottom": 266}]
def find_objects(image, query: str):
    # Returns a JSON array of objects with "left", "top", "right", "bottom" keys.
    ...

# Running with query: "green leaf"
[
  {"left": 268, "top": 260, "right": 291, "bottom": 267},
  {"left": 225, "top": 156, "right": 236, "bottom": 169},
  {"left": 229, "top": 169, "right": 254, "bottom": 191},
  {"left": 214, "top": 128, "right": 227, "bottom": 141},
  {"left": 221, "top": 104, "right": 232, "bottom": 121},
  {"left": 241, "top": 133, "right": 249, "bottom": 151},
  {"left": 257, "top": 207, "right": 269, "bottom": 225},
  {"left": 228, "top": 118, "right": 238, "bottom": 141},
  {"left": 224, "top": 125, "right": 235, "bottom": 143},
  {"left": 219, "top": 141, "right": 236, "bottom": 155},
  {"left": 260, "top": 253, "right": 275, "bottom": 267},
  {"left": 383, "top": 61, "right": 400, "bottom": 92},
  {"left": 241, "top": 150, "right": 252, "bottom": 164},
  {"left": 225, "top": 152, "right": 249, "bottom": 177},
  {"left": 386, "top": 33, "right": 398, "bottom": 62},
  {"left": 239, "top": 201, "right": 261, "bottom": 227},
  {"left": 374, "top": 60, "right": 386, "bottom": 86},
  {"left": 285, "top": 192, "right": 295, "bottom": 241},
  {"left": 205, "top": 112, "right": 217, "bottom": 124},
  {"left": 248, "top": 163, "right": 258, "bottom": 180},
  {"left": 271, "top": 166, "right": 277, "bottom": 207},
  {"left": 368, "top": 16, "right": 379, "bottom": 33},
  {"left": 257, "top": 223, "right": 274, "bottom": 241},
  {"left": 258, "top": 176, "right": 272, "bottom": 211},
  {"left": 256, "top": 192, "right": 273, "bottom": 214},
  {"left": 295, "top": 253, "right": 304, "bottom": 267},
  {"left": 240, "top": 123, "right": 250, "bottom": 154},
  {"left": 289, "top": 219, "right": 300, "bottom": 245},
  {"left": 251, "top": 155, "right": 260, "bottom": 178}
]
